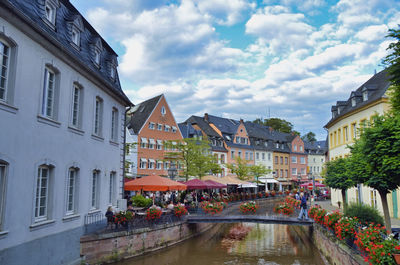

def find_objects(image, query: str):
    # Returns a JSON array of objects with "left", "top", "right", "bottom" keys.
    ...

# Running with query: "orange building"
[{"left": 126, "top": 94, "right": 183, "bottom": 178}]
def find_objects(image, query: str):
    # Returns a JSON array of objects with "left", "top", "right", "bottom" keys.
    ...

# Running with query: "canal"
[{"left": 116, "top": 223, "right": 326, "bottom": 265}]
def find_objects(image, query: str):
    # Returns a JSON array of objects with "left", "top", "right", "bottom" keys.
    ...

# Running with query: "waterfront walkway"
[{"left": 187, "top": 215, "right": 313, "bottom": 225}]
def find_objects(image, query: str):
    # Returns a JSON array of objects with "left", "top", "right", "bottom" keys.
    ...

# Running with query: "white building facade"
[{"left": 0, "top": 1, "right": 131, "bottom": 264}]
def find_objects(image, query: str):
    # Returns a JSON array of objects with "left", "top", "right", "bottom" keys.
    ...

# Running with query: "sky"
[{"left": 70, "top": 0, "right": 400, "bottom": 140}]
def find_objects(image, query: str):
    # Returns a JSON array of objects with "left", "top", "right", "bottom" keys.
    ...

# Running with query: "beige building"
[{"left": 324, "top": 70, "right": 399, "bottom": 218}]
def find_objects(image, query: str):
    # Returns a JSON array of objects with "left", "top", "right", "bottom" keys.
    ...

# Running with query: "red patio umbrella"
[
  {"left": 300, "top": 181, "right": 325, "bottom": 188},
  {"left": 183, "top": 179, "right": 210, "bottom": 190}
]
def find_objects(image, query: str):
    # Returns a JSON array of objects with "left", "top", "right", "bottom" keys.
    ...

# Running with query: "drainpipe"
[{"left": 122, "top": 105, "right": 132, "bottom": 197}]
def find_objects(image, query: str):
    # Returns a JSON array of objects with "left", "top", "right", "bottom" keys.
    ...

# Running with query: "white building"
[
  {"left": 0, "top": 1, "right": 131, "bottom": 264},
  {"left": 304, "top": 140, "right": 327, "bottom": 181}
]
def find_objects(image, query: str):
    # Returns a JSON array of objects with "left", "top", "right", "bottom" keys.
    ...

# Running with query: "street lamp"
[
  {"left": 308, "top": 172, "right": 315, "bottom": 204},
  {"left": 168, "top": 162, "right": 178, "bottom": 180}
]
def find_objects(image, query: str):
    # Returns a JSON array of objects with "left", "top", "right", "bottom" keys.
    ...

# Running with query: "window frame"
[
  {"left": 34, "top": 165, "right": 52, "bottom": 222},
  {"left": 111, "top": 107, "right": 119, "bottom": 142},
  {"left": 0, "top": 41, "right": 10, "bottom": 103},
  {"left": 66, "top": 167, "right": 79, "bottom": 215},
  {"left": 90, "top": 170, "right": 100, "bottom": 210},
  {"left": 41, "top": 66, "right": 59, "bottom": 120},
  {"left": 291, "top": 156, "right": 297, "bottom": 163},
  {"left": 0, "top": 161, "right": 7, "bottom": 230},
  {"left": 140, "top": 159, "right": 147, "bottom": 169},
  {"left": 109, "top": 171, "right": 116, "bottom": 206},
  {"left": 70, "top": 83, "right": 83, "bottom": 129},
  {"left": 93, "top": 97, "right": 103, "bottom": 137},
  {"left": 44, "top": 0, "right": 57, "bottom": 26}
]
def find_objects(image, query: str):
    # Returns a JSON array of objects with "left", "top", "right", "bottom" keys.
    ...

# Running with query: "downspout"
[{"left": 122, "top": 105, "right": 132, "bottom": 197}]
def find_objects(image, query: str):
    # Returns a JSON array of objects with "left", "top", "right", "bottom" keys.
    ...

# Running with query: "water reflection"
[{"left": 117, "top": 223, "right": 325, "bottom": 265}]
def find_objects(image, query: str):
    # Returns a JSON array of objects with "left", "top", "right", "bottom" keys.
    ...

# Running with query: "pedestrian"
[
  {"left": 295, "top": 192, "right": 300, "bottom": 200},
  {"left": 298, "top": 193, "right": 309, "bottom": 220}
]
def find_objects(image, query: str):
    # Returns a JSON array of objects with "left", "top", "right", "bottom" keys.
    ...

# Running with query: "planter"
[{"left": 393, "top": 253, "right": 400, "bottom": 264}]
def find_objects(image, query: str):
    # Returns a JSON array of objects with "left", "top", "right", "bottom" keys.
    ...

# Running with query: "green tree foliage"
[
  {"left": 349, "top": 114, "right": 400, "bottom": 232},
  {"left": 251, "top": 117, "right": 294, "bottom": 133},
  {"left": 226, "top": 156, "right": 252, "bottom": 181},
  {"left": 383, "top": 26, "right": 400, "bottom": 113},
  {"left": 249, "top": 164, "right": 271, "bottom": 184},
  {"left": 164, "top": 138, "right": 221, "bottom": 180},
  {"left": 301, "top": 131, "right": 317, "bottom": 142},
  {"left": 325, "top": 157, "right": 356, "bottom": 211}
]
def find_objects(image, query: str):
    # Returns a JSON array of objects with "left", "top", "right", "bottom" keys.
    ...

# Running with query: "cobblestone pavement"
[{"left": 315, "top": 199, "right": 400, "bottom": 229}]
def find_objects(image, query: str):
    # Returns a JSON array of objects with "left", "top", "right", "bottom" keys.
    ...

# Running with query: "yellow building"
[{"left": 324, "top": 70, "right": 399, "bottom": 218}]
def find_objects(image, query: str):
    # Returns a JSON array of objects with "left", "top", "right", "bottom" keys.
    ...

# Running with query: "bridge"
[{"left": 187, "top": 215, "right": 313, "bottom": 225}]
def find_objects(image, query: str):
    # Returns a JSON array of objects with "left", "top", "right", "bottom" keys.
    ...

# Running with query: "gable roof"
[
  {"left": 207, "top": 114, "right": 240, "bottom": 135},
  {"left": 178, "top": 122, "right": 202, "bottom": 138},
  {"left": 304, "top": 140, "right": 327, "bottom": 155},
  {"left": 325, "top": 69, "right": 391, "bottom": 128},
  {"left": 4, "top": 0, "right": 131, "bottom": 105},
  {"left": 127, "top": 94, "right": 163, "bottom": 134},
  {"left": 184, "top": 115, "right": 221, "bottom": 138}
]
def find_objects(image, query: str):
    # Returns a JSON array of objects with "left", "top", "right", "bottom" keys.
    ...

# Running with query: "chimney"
[
  {"left": 269, "top": 127, "right": 273, "bottom": 132},
  {"left": 204, "top": 113, "right": 209, "bottom": 122}
]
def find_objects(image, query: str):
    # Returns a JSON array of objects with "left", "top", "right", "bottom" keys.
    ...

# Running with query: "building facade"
[
  {"left": 0, "top": 0, "right": 131, "bottom": 264},
  {"left": 305, "top": 140, "right": 327, "bottom": 181},
  {"left": 288, "top": 135, "right": 308, "bottom": 183},
  {"left": 126, "top": 94, "right": 183, "bottom": 178},
  {"left": 324, "top": 70, "right": 396, "bottom": 216}
]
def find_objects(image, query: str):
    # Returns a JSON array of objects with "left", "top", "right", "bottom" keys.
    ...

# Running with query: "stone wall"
[
  {"left": 80, "top": 221, "right": 213, "bottom": 264},
  {"left": 311, "top": 225, "right": 367, "bottom": 265}
]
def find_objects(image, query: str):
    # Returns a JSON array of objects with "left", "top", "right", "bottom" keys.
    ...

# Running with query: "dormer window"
[
  {"left": 71, "top": 28, "right": 80, "bottom": 46},
  {"left": 363, "top": 91, "right": 368, "bottom": 101},
  {"left": 92, "top": 38, "right": 103, "bottom": 67},
  {"left": 94, "top": 49, "right": 100, "bottom": 65},
  {"left": 351, "top": 98, "right": 356, "bottom": 107},
  {"left": 110, "top": 66, "right": 116, "bottom": 79},
  {"left": 45, "top": 1, "right": 56, "bottom": 25}
]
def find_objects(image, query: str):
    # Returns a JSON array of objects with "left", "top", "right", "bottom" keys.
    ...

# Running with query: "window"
[
  {"left": 0, "top": 41, "right": 10, "bottom": 102},
  {"left": 91, "top": 170, "right": 100, "bottom": 210},
  {"left": 236, "top": 136, "right": 240, "bottom": 143},
  {"left": 280, "top": 157, "right": 283, "bottom": 164},
  {"left": 351, "top": 98, "right": 356, "bottom": 107},
  {"left": 110, "top": 66, "right": 116, "bottom": 80},
  {"left": 264, "top": 142, "right": 268, "bottom": 147},
  {"left": 156, "top": 161, "right": 163, "bottom": 170},
  {"left": 94, "top": 97, "right": 103, "bottom": 136},
  {"left": 276, "top": 143, "right": 279, "bottom": 148},
  {"left": 164, "top": 125, "right": 170, "bottom": 132},
  {"left": 231, "top": 151, "right": 235, "bottom": 159},
  {"left": 148, "top": 139, "right": 155, "bottom": 149},
  {"left": 111, "top": 108, "right": 119, "bottom": 142},
  {"left": 140, "top": 159, "right": 147, "bottom": 169},
  {"left": 94, "top": 49, "right": 101, "bottom": 65},
  {"left": 301, "top": 168, "right": 306, "bottom": 175},
  {"left": 285, "top": 170, "right": 288, "bottom": 178},
  {"left": 172, "top": 126, "right": 177, "bottom": 133},
  {"left": 294, "top": 144, "right": 297, "bottom": 151},
  {"left": 71, "top": 27, "right": 80, "bottom": 47},
  {"left": 274, "top": 156, "right": 278, "bottom": 164},
  {"left": 300, "top": 146, "right": 303, "bottom": 151},
  {"left": 276, "top": 170, "right": 279, "bottom": 177},
  {"left": 280, "top": 169, "right": 283, "bottom": 177},
  {"left": 285, "top": 157, "right": 288, "bottom": 165},
  {"left": 71, "top": 84, "right": 83, "bottom": 128},
  {"left": 157, "top": 124, "right": 163, "bottom": 131},
  {"left": 109, "top": 172, "right": 116, "bottom": 205},
  {"left": 156, "top": 140, "right": 163, "bottom": 150},
  {"left": 291, "top": 156, "right": 297, "bottom": 163},
  {"left": 0, "top": 162, "right": 7, "bottom": 230},
  {"left": 44, "top": 0, "right": 57, "bottom": 25},
  {"left": 256, "top": 153, "right": 259, "bottom": 160},
  {"left": 161, "top": 106, "right": 166, "bottom": 115},
  {"left": 148, "top": 122, "right": 155, "bottom": 130},
  {"left": 262, "top": 153, "right": 265, "bottom": 160},
  {"left": 338, "top": 128, "right": 341, "bottom": 144},
  {"left": 363, "top": 91, "right": 368, "bottom": 101},
  {"left": 292, "top": 168, "right": 297, "bottom": 175},
  {"left": 148, "top": 159, "right": 155, "bottom": 169},
  {"left": 268, "top": 153, "right": 271, "bottom": 161},
  {"left": 344, "top": 126, "right": 349, "bottom": 142},
  {"left": 281, "top": 144, "right": 284, "bottom": 150},
  {"left": 35, "top": 165, "right": 53, "bottom": 222},
  {"left": 245, "top": 152, "right": 248, "bottom": 160},
  {"left": 238, "top": 151, "right": 242, "bottom": 158},
  {"left": 42, "top": 67, "right": 59, "bottom": 119},
  {"left": 164, "top": 161, "right": 170, "bottom": 170},
  {"left": 351, "top": 123, "right": 357, "bottom": 139},
  {"left": 220, "top": 154, "right": 225, "bottom": 164},
  {"left": 300, "top": 157, "right": 305, "bottom": 164},
  {"left": 371, "top": 190, "right": 377, "bottom": 208},
  {"left": 140, "top": 138, "right": 147, "bottom": 148},
  {"left": 66, "top": 167, "right": 78, "bottom": 215}
]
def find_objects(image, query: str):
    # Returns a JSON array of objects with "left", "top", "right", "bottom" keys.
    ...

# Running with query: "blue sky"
[{"left": 71, "top": 0, "right": 400, "bottom": 140}]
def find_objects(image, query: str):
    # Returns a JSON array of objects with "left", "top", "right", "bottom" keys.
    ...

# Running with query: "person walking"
[{"left": 298, "top": 193, "right": 309, "bottom": 220}]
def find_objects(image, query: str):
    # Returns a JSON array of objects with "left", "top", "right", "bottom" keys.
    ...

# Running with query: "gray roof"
[
  {"left": 325, "top": 70, "right": 391, "bottom": 128},
  {"left": 207, "top": 114, "right": 240, "bottom": 135},
  {"left": 4, "top": 0, "right": 131, "bottom": 105},
  {"left": 178, "top": 122, "right": 202, "bottom": 138},
  {"left": 304, "top": 140, "right": 327, "bottom": 155},
  {"left": 185, "top": 116, "right": 221, "bottom": 138},
  {"left": 127, "top": 95, "right": 162, "bottom": 134}
]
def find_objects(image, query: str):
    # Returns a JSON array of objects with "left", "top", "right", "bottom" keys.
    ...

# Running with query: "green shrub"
[
  {"left": 344, "top": 203, "right": 384, "bottom": 225},
  {"left": 131, "top": 195, "right": 152, "bottom": 207}
]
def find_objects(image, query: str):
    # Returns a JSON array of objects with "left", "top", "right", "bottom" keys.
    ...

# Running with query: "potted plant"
[
  {"left": 146, "top": 206, "right": 163, "bottom": 220},
  {"left": 273, "top": 202, "right": 294, "bottom": 216},
  {"left": 239, "top": 201, "right": 259, "bottom": 214},
  {"left": 173, "top": 204, "right": 188, "bottom": 218}
]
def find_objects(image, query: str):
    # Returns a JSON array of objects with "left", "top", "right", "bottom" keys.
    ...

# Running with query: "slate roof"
[
  {"left": 4, "top": 0, "right": 131, "bottom": 105},
  {"left": 178, "top": 122, "right": 202, "bottom": 138},
  {"left": 226, "top": 141, "right": 254, "bottom": 150},
  {"left": 127, "top": 95, "right": 162, "bottom": 134},
  {"left": 207, "top": 114, "right": 240, "bottom": 135},
  {"left": 304, "top": 140, "right": 327, "bottom": 155},
  {"left": 185, "top": 116, "right": 221, "bottom": 138},
  {"left": 325, "top": 70, "right": 391, "bottom": 128}
]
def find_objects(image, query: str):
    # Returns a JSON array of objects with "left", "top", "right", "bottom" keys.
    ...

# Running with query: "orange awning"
[{"left": 124, "top": 175, "right": 187, "bottom": 191}]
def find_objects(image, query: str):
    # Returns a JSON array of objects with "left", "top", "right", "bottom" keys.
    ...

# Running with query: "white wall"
[{"left": 0, "top": 16, "right": 125, "bottom": 251}]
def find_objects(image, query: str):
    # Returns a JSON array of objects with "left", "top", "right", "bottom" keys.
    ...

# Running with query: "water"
[{"left": 116, "top": 223, "right": 326, "bottom": 265}]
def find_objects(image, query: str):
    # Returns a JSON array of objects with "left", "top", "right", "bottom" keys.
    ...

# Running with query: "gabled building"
[
  {"left": 126, "top": 94, "right": 183, "bottom": 178},
  {"left": 268, "top": 129, "right": 291, "bottom": 189},
  {"left": 0, "top": 0, "right": 132, "bottom": 264},
  {"left": 324, "top": 70, "right": 393, "bottom": 214},
  {"left": 287, "top": 134, "right": 308, "bottom": 183},
  {"left": 304, "top": 140, "right": 327, "bottom": 181},
  {"left": 182, "top": 115, "right": 228, "bottom": 176}
]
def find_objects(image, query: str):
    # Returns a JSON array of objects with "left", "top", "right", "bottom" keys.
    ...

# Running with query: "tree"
[
  {"left": 325, "top": 157, "right": 356, "bottom": 212},
  {"left": 264, "top": 118, "right": 294, "bottom": 133},
  {"left": 249, "top": 164, "right": 271, "bottom": 191},
  {"left": 301, "top": 131, "right": 316, "bottom": 142},
  {"left": 349, "top": 114, "right": 400, "bottom": 233},
  {"left": 163, "top": 138, "right": 221, "bottom": 181},
  {"left": 226, "top": 156, "right": 252, "bottom": 181},
  {"left": 383, "top": 26, "right": 400, "bottom": 113}
]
